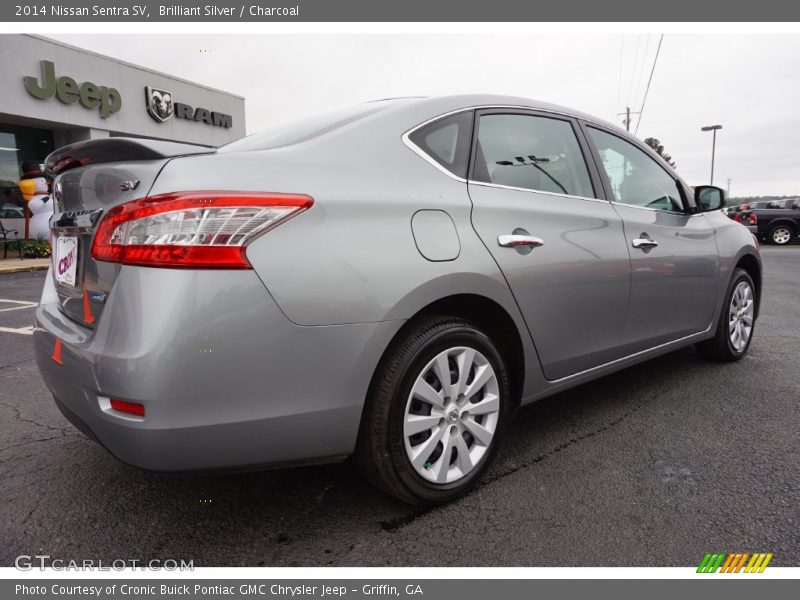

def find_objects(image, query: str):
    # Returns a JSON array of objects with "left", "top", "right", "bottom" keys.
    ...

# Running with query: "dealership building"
[{"left": 0, "top": 34, "right": 245, "bottom": 197}]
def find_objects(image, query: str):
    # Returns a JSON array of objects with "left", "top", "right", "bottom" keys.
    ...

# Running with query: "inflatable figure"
[{"left": 18, "top": 174, "right": 53, "bottom": 239}]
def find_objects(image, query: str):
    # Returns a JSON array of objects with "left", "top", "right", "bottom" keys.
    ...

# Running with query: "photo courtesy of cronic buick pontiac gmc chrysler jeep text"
[{"left": 33, "top": 95, "right": 762, "bottom": 505}]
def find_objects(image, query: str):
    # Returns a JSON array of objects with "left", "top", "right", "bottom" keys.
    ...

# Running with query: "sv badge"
[{"left": 120, "top": 180, "right": 140, "bottom": 192}]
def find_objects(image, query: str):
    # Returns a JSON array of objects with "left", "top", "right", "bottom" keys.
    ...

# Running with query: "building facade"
[{"left": 0, "top": 34, "right": 245, "bottom": 205}]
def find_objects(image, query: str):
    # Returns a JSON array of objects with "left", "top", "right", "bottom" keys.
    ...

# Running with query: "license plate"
[{"left": 54, "top": 236, "right": 78, "bottom": 286}]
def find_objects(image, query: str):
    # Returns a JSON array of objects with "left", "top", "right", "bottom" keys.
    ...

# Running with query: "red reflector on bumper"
[
  {"left": 110, "top": 399, "right": 145, "bottom": 417},
  {"left": 51, "top": 338, "right": 63, "bottom": 365},
  {"left": 82, "top": 289, "right": 96, "bottom": 324}
]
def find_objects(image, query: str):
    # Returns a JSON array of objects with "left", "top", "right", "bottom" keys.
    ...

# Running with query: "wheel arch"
[
  {"left": 368, "top": 293, "right": 529, "bottom": 412},
  {"left": 734, "top": 252, "right": 762, "bottom": 319},
  {"left": 767, "top": 219, "right": 797, "bottom": 235}
]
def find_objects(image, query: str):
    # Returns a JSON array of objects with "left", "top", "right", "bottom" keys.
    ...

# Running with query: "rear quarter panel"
[{"left": 148, "top": 113, "right": 545, "bottom": 399}]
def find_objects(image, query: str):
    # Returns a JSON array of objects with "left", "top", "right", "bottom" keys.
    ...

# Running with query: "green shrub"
[{"left": 21, "top": 238, "right": 51, "bottom": 259}]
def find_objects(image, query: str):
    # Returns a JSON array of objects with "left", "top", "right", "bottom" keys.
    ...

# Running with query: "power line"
[
  {"left": 634, "top": 34, "right": 664, "bottom": 136},
  {"left": 616, "top": 34, "right": 624, "bottom": 116},
  {"left": 627, "top": 34, "right": 642, "bottom": 109},
  {"left": 632, "top": 34, "right": 651, "bottom": 110}
]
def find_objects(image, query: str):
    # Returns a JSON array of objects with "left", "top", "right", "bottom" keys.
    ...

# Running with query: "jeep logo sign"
[
  {"left": 24, "top": 60, "right": 121, "bottom": 118},
  {"left": 145, "top": 86, "right": 232, "bottom": 128}
]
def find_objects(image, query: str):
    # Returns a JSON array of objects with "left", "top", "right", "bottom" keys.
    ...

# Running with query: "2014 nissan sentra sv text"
[{"left": 33, "top": 95, "right": 762, "bottom": 505}]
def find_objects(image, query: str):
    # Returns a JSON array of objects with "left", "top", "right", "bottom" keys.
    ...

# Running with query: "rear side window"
[
  {"left": 408, "top": 111, "right": 473, "bottom": 179},
  {"left": 767, "top": 200, "right": 791, "bottom": 209},
  {"left": 472, "top": 113, "right": 595, "bottom": 198}
]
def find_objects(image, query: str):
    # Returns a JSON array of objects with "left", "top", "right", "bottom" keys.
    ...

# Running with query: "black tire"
[
  {"left": 696, "top": 268, "right": 756, "bottom": 361},
  {"left": 767, "top": 223, "right": 794, "bottom": 245},
  {"left": 354, "top": 316, "right": 511, "bottom": 506}
]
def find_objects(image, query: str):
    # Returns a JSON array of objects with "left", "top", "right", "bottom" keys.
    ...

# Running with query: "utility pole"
[
  {"left": 617, "top": 106, "right": 640, "bottom": 132},
  {"left": 727, "top": 178, "right": 731, "bottom": 196},
  {"left": 701, "top": 124, "right": 723, "bottom": 185}
]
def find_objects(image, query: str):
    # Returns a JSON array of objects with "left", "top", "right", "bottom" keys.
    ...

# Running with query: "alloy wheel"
[
  {"left": 772, "top": 227, "right": 792, "bottom": 245},
  {"left": 728, "top": 280, "right": 754, "bottom": 352},
  {"left": 403, "top": 346, "right": 500, "bottom": 484}
]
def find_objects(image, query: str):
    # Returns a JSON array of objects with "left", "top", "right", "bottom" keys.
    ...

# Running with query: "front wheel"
[
  {"left": 696, "top": 268, "right": 756, "bottom": 361},
  {"left": 355, "top": 317, "right": 511, "bottom": 505}
]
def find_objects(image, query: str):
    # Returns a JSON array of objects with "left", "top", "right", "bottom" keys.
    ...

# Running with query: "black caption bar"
[
  {"left": 3, "top": 0, "right": 800, "bottom": 22},
  {"left": 4, "top": 580, "right": 796, "bottom": 600}
]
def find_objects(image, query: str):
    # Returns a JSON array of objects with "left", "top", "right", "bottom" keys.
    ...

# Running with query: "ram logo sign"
[
  {"left": 144, "top": 86, "right": 232, "bottom": 128},
  {"left": 697, "top": 552, "right": 773, "bottom": 573},
  {"left": 146, "top": 86, "right": 173, "bottom": 122}
]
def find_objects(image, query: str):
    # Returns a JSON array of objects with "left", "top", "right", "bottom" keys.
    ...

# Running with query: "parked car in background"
[
  {"left": 0, "top": 204, "right": 24, "bottom": 241},
  {"left": 742, "top": 198, "right": 800, "bottom": 244},
  {"left": 728, "top": 200, "right": 770, "bottom": 222},
  {"left": 33, "top": 95, "right": 762, "bottom": 505},
  {"left": 765, "top": 199, "right": 798, "bottom": 209},
  {"left": 0, "top": 204, "right": 24, "bottom": 218}
]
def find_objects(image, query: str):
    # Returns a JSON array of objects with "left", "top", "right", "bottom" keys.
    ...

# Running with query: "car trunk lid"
[{"left": 46, "top": 138, "right": 213, "bottom": 328}]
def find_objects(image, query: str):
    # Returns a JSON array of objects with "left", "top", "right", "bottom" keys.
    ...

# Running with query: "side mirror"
[{"left": 695, "top": 186, "right": 725, "bottom": 212}]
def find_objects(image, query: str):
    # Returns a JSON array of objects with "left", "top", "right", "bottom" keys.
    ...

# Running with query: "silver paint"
[{"left": 33, "top": 94, "right": 761, "bottom": 472}]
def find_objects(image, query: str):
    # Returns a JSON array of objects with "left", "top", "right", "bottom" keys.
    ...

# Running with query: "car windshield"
[{"left": 219, "top": 99, "right": 412, "bottom": 153}]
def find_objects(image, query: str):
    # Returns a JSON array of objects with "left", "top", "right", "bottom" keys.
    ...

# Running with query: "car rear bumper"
[
  {"left": 33, "top": 266, "right": 403, "bottom": 472},
  {"left": 746, "top": 225, "right": 759, "bottom": 235}
]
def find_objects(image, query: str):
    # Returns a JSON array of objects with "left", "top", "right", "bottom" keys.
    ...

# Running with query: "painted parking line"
[
  {"left": 0, "top": 325, "right": 33, "bottom": 335},
  {"left": 0, "top": 299, "right": 38, "bottom": 313},
  {"left": 0, "top": 299, "right": 38, "bottom": 335}
]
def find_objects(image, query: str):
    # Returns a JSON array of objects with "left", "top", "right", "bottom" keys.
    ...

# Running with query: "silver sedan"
[{"left": 34, "top": 95, "right": 761, "bottom": 504}]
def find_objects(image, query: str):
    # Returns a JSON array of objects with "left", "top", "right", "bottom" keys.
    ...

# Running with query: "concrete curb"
[{"left": 0, "top": 263, "right": 50, "bottom": 274}]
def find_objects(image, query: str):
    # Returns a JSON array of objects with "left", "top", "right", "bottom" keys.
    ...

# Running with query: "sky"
[{"left": 51, "top": 33, "right": 800, "bottom": 197}]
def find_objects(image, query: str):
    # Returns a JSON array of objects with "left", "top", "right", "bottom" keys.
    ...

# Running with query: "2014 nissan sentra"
[{"left": 33, "top": 95, "right": 761, "bottom": 505}]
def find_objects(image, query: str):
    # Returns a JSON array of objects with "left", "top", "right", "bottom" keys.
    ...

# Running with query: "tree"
[{"left": 644, "top": 137, "right": 676, "bottom": 168}]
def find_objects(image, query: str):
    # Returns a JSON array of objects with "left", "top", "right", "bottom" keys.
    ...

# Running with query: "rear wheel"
[
  {"left": 768, "top": 224, "right": 794, "bottom": 245},
  {"left": 355, "top": 317, "right": 511, "bottom": 505},
  {"left": 696, "top": 268, "right": 756, "bottom": 361}
]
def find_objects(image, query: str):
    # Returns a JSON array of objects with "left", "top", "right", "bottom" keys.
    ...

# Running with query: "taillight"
[
  {"left": 749, "top": 213, "right": 758, "bottom": 225},
  {"left": 734, "top": 214, "right": 741, "bottom": 222},
  {"left": 91, "top": 191, "right": 313, "bottom": 268}
]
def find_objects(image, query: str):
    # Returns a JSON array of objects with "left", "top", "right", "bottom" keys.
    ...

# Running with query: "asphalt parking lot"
[{"left": 1, "top": 247, "right": 798, "bottom": 567}]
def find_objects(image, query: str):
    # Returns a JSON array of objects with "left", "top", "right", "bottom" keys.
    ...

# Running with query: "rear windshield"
[{"left": 219, "top": 101, "right": 405, "bottom": 153}]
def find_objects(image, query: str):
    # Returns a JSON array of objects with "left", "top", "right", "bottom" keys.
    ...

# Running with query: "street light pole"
[{"left": 701, "top": 125, "right": 723, "bottom": 185}]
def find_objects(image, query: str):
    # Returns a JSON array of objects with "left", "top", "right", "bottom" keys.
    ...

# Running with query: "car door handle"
[
  {"left": 498, "top": 234, "right": 545, "bottom": 249},
  {"left": 631, "top": 238, "right": 659, "bottom": 249}
]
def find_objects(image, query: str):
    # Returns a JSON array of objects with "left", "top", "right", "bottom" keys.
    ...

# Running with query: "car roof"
[
  {"left": 391, "top": 94, "right": 625, "bottom": 135},
  {"left": 223, "top": 95, "right": 630, "bottom": 155}
]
